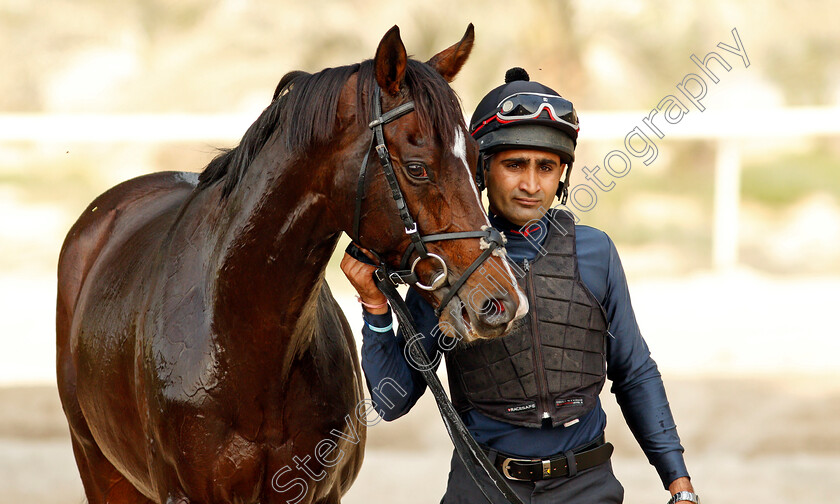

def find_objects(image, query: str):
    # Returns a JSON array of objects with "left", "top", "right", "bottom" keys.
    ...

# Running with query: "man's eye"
[{"left": 406, "top": 163, "right": 428, "bottom": 179}]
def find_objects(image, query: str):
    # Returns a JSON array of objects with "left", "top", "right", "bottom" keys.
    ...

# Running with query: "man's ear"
[
  {"left": 426, "top": 24, "right": 474, "bottom": 83},
  {"left": 374, "top": 25, "right": 407, "bottom": 97}
]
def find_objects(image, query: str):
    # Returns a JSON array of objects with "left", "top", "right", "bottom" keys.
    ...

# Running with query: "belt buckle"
[{"left": 500, "top": 456, "right": 534, "bottom": 482}]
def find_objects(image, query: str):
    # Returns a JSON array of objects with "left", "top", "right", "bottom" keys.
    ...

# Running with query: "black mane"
[{"left": 197, "top": 59, "right": 466, "bottom": 198}]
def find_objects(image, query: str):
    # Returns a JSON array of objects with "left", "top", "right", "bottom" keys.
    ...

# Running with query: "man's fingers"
[
  {"left": 339, "top": 251, "right": 388, "bottom": 305},
  {"left": 340, "top": 252, "right": 355, "bottom": 274},
  {"left": 341, "top": 252, "right": 378, "bottom": 290},
  {"left": 343, "top": 253, "right": 371, "bottom": 273},
  {"left": 357, "top": 246, "right": 378, "bottom": 263}
]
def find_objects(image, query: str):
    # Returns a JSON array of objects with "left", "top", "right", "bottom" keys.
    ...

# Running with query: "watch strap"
[{"left": 668, "top": 491, "right": 700, "bottom": 504}]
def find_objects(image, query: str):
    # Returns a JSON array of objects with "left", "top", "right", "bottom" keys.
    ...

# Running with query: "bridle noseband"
[{"left": 351, "top": 85, "right": 507, "bottom": 317}]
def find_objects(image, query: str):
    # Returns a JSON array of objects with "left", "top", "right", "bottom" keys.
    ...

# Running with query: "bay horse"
[{"left": 56, "top": 25, "right": 526, "bottom": 504}]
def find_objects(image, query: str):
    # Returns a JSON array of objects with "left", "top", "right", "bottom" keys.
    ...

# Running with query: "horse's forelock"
[
  {"left": 402, "top": 59, "right": 467, "bottom": 144},
  {"left": 356, "top": 59, "right": 465, "bottom": 144}
]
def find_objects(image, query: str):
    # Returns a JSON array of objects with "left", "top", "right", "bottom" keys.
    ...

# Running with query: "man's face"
[{"left": 485, "top": 149, "right": 565, "bottom": 227}]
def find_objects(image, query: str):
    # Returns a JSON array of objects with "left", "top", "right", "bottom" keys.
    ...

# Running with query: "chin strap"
[
  {"left": 372, "top": 272, "right": 525, "bottom": 504},
  {"left": 475, "top": 153, "right": 490, "bottom": 191},
  {"left": 557, "top": 162, "right": 572, "bottom": 205}
]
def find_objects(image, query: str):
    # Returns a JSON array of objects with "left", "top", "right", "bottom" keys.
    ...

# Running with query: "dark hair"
[{"left": 197, "top": 59, "right": 466, "bottom": 198}]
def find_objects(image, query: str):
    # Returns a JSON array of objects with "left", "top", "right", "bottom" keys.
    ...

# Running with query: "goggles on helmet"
[{"left": 471, "top": 92, "right": 579, "bottom": 136}]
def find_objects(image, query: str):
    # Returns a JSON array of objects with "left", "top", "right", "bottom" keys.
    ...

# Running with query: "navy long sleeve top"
[{"left": 359, "top": 210, "right": 689, "bottom": 488}]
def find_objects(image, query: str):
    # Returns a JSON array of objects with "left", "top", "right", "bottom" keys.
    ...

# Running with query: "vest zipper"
[{"left": 527, "top": 264, "right": 550, "bottom": 422}]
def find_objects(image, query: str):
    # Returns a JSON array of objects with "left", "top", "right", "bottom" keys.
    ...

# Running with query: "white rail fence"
[
  {"left": 580, "top": 107, "right": 840, "bottom": 269},
  {"left": 2, "top": 108, "right": 839, "bottom": 269}
]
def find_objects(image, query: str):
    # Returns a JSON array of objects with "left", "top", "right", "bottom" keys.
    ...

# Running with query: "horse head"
[{"left": 339, "top": 25, "right": 529, "bottom": 342}]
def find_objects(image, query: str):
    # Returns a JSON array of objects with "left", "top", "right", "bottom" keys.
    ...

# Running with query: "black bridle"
[
  {"left": 349, "top": 84, "right": 525, "bottom": 504},
  {"left": 351, "top": 85, "right": 508, "bottom": 318}
]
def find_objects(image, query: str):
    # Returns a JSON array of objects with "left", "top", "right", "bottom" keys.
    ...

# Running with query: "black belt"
[{"left": 492, "top": 435, "right": 614, "bottom": 482}]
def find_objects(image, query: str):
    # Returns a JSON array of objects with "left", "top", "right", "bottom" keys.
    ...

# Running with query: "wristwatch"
[{"left": 667, "top": 491, "right": 700, "bottom": 504}]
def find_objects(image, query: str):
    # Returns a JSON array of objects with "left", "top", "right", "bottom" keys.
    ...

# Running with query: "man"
[{"left": 341, "top": 68, "right": 698, "bottom": 504}]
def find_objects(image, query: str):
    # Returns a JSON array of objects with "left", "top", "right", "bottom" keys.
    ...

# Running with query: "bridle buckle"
[{"left": 374, "top": 144, "right": 389, "bottom": 164}]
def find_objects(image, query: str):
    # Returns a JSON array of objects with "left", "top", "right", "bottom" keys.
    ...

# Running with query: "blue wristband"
[{"left": 365, "top": 321, "right": 393, "bottom": 333}]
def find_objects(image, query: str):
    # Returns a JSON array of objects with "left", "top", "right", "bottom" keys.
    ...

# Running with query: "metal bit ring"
[{"left": 411, "top": 253, "right": 448, "bottom": 291}]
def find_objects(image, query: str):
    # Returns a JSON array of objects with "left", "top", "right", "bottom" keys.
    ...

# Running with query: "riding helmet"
[{"left": 469, "top": 67, "right": 579, "bottom": 203}]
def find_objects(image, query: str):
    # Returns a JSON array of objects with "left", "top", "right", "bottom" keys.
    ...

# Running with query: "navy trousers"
[{"left": 440, "top": 450, "right": 624, "bottom": 504}]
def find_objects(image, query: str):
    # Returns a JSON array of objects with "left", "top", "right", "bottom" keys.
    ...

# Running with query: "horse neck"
[{"left": 209, "top": 140, "right": 344, "bottom": 354}]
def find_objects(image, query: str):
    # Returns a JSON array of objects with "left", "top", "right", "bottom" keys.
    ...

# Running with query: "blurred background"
[{"left": 1, "top": 0, "right": 838, "bottom": 502}]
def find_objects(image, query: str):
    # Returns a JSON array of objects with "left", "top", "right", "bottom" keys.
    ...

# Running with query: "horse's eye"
[{"left": 406, "top": 163, "right": 429, "bottom": 180}]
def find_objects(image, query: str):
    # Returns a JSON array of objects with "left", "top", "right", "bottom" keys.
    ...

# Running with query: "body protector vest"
[{"left": 445, "top": 210, "right": 609, "bottom": 428}]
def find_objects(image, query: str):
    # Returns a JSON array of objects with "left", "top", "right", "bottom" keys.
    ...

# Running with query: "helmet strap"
[
  {"left": 558, "top": 162, "right": 573, "bottom": 205},
  {"left": 475, "top": 152, "right": 492, "bottom": 191}
]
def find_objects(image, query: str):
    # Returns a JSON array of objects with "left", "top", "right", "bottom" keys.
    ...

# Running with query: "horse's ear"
[
  {"left": 375, "top": 25, "right": 407, "bottom": 97},
  {"left": 426, "top": 24, "right": 475, "bottom": 83}
]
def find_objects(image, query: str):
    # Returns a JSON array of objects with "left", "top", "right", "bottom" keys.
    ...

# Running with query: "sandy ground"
[{"left": 2, "top": 376, "right": 839, "bottom": 503}]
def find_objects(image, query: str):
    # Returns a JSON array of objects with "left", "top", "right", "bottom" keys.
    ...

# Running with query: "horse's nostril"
[{"left": 480, "top": 298, "right": 506, "bottom": 317}]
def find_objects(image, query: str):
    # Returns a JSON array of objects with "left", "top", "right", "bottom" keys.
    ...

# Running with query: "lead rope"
[{"left": 373, "top": 272, "right": 524, "bottom": 504}]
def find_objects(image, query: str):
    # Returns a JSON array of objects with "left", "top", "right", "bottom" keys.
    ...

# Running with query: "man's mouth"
[{"left": 513, "top": 198, "right": 540, "bottom": 207}]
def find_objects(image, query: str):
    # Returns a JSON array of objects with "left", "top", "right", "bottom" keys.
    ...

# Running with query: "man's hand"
[
  {"left": 340, "top": 247, "right": 388, "bottom": 315},
  {"left": 668, "top": 477, "right": 696, "bottom": 502}
]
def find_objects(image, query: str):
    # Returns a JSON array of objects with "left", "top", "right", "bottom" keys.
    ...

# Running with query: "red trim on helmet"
[
  {"left": 471, "top": 109, "right": 580, "bottom": 138},
  {"left": 470, "top": 116, "right": 496, "bottom": 136}
]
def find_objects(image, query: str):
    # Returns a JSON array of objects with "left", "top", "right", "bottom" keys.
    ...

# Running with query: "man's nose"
[{"left": 519, "top": 168, "right": 539, "bottom": 194}]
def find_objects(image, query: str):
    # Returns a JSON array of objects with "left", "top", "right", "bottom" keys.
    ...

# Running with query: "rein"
[
  {"left": 374, "top": 275, "right": 524, "bottom": 504},
  {"left": 350, "top": 84, "right": 524, "bottom": 504}
]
